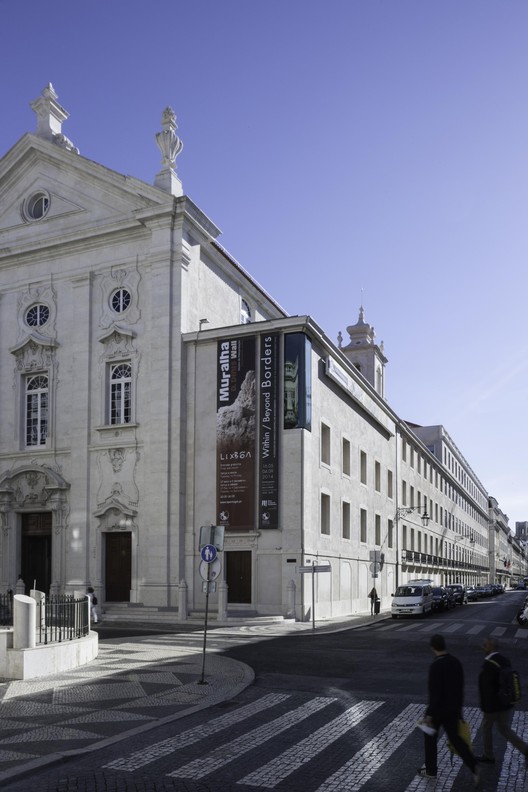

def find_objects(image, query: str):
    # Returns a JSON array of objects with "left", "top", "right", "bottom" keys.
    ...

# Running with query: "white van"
[{"left": 391, "top": 579, "right": 434, "bottom": 619}]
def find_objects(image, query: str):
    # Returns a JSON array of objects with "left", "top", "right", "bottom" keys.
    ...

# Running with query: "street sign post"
[
  {"left": 199, "top": 525, "right": 225, "bottom": 551},
  {"left": 201, "top": 544, "right": 218, "bottom": 564},
  {"left": 198, "top": 535, "right": 223, "bottom": 685},
  {"left": 299, "top": 563, "right": 331, "bottom": 631}
]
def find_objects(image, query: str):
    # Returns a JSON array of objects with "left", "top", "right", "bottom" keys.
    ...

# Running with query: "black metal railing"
[
  {"left": 0, "top": 591, "right": 13, "bottom": 626},
  {"left": 36, "top": 595, "right": 89, "bottom": 645},
  {"left": 401, "top": 549, "right": 488, "bottom": 573}
]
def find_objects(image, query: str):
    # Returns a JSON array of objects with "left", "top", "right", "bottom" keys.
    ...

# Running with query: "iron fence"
[
  {"left": 0, "top": 591, "right": 13, "bottom": 626},
  {"left": 36, "top": 595, "right": 90, "bottom": 645}
]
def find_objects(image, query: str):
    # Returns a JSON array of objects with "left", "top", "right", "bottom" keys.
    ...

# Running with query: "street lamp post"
[{"left": 395, "top": 506, "right": 430, "bottom": 588}]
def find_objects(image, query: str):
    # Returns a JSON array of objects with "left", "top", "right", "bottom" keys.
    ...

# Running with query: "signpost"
[
  {"left": 198, "top": 528, "right": 224, "bottom": 685},
  {"left": 299, "top": 563, "right": 331, "bottom": 631}
]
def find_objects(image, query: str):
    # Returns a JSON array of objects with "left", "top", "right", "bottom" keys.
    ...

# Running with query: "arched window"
[
  {"left": 26, "top": 374, "right": 49, "bottom": 446},
  {"left": 110, "top": 362, "right": 132, "bottom": 424},
  {"left": 240, "top": 299, "right": 251, "bottom": 324}
]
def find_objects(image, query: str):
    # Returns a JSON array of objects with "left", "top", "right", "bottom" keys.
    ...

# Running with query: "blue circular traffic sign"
[{"left": 201, "top": 544, "right": 217, "bottom": 563}]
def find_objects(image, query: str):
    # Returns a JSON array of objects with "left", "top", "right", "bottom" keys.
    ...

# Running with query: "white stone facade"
[{"left": 0, "top": 87, "right": 525, "bottom": 621}]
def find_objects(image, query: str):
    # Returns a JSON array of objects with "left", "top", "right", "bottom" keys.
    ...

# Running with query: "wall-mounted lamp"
[
  {"left": 199, "top": 318, "right": 209, "bottom": 331},
  {"left": 396, "top": 506, "right": 430, "bottom": 527}
]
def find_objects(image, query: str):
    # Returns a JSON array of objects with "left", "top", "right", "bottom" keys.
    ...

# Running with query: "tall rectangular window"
[
  {"left": 402, "top": 480, "right": 407, "bottom": 506},
  {"left": 342, "top": 501, "right": 351, "bottom": 539},
  {"left": 110, "top": 362, "right": 132, "bottom": 425},
  {"left": 342, "top": 437, "right": 351, "bottom": 476},
  {"left": 360, "top": 508, "right": 367, "bottom": 543},
  {"left": 388, "top": 518, "right": 394, "bottom": 548},
  {"left": 321, "top": 493, "right": 331, "bottom": 535},
  {"left": 360, "top": 451, "right": 367, "bottom": 484},
  {"left": 321, "top": 423, "right": 331, "bottom": 466},
  {"left": 387, "top": 469, "right": 393, "bottom": 499},
  {"left": 25, "top": 373, "right": 49, "bottom": 446},
  {"left": 375, "top": 514, "right": 381, "bottom": 546},
  {"left": 374, "top": 461, "right": 381, "bottom": 492}
]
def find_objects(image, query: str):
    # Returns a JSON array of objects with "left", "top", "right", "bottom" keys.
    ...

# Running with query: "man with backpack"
[{"left": 476, "top": 637, "right": 527, "bottom": 766}]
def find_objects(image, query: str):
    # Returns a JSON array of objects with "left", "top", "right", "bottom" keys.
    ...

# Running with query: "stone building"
[{"left": 0, "top": 86, "right": 521, "bottom": 620}]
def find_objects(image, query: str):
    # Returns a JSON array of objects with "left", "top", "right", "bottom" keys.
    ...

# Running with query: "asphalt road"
[{"left": 4, "top": 591, "right": 526, "bottom": 792}]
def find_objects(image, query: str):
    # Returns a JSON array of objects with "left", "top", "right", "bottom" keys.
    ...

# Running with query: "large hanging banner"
[
  {"left": 258, "top": 334, "right": 280, "bottom": 529},
  {"left": 217, "top": 337, "right": 256, "bottom": 530}
]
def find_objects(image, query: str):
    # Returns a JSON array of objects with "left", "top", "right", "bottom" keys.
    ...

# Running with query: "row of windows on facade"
[
  {"left": 321, "top": 498, "right": 485, "bottom": 560},
  {"left": 402, "top": 435, "right": 485, "bottom": 510},
  {"left": 24, "top": 363, "right": 131, "bottom": 446},
  {"left": 321, "top": 425, "right": 487, "bottom": 532}
]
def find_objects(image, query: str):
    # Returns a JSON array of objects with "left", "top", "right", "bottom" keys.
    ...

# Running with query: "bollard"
[
  {"left": 178, "top": 579, "right": 188, "bottom": 621},
  {"left": 287, "top": 579, "right": 296, "bottom": 619},
  {"left": 217, "top": 579, "right": 228, "bottom": 621},
  {"left": 13, "top": 595, "right": 36, "bottom": 649},
  {"left": 30, "top": 589, "right": 46, "bottom": 629}
]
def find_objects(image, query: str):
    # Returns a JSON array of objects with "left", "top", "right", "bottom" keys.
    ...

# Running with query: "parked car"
[
  {"left": 446, "top": 584, "right": 468, "bottom": 605},
  {"left": 515, "top": 583, "right": 526, "bottom": 590},
  {"left": 391, "top": 580, "right": 434, "bottom": 619},
  {"left": 432, "top": 586, "right": 452, "bottom": 611},
  {"left": 466, "top": 586, "right": 479, "bottom": 602}
]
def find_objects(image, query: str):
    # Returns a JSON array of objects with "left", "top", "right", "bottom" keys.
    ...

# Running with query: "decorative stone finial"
[
  {"left": 154, "top": 107, "right": 184, "bottom": 196},
  {"left": 30, "top": 84, "right": 79, "bottom": 154}
]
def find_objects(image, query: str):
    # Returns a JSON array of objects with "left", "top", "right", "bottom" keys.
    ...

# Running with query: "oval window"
[
  {"left": 111, "top": 288, "right": 131, "bottom": 313},
  {"left": 26, "top": 303, "right": 50, "bottom": 327}
]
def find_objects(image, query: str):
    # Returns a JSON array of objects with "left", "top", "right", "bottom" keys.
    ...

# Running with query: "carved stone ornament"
[
  {"left": 224, "top": 533, "right": 258, "bottom": 550},
  {"left": 0, "top": 463, "right": 70, "bottom": 528},
  {"left": 11, "top": 336, "right": 58, "bottom": 373},
  {"left": 155, "top": 107, "right": 183, "bottom": 170},
  {"left": 16, "top": 284, "right": 57, "bottom": 340},
  {"left": 96, "top": 448, "right": 140, "bottom": 508},
  {"left": 98, "top": 264, "right": 141, "bottom": 330}
]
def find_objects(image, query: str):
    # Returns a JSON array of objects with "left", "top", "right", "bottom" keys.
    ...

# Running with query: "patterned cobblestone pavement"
[{"left": 0, "top": 632, "right": 254, "bottom": 786}]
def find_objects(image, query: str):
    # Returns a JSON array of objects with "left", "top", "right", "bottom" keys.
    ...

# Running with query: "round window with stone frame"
[
  {"left": 110, "top": 288, "right": 132, "bottom": 314},
  {"left": 23, "top": 191, "right": 51, "bottom": 221},
  {"left": 25, "top": 303, "right": 50, "bottom": 328}
]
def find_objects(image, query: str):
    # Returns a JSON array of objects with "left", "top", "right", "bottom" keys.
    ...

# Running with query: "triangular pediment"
[{"left": 0, "top": 134, "right": 171, "bottom": 247}]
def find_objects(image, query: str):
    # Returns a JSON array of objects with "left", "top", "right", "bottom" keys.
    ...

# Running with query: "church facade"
[{"left": 0, "top": 86, "right": 522, "bottom": 620}]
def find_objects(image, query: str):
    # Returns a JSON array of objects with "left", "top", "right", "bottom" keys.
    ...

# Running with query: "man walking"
[
  {"left": 476, "top": 637, "right": 528, "bottom": 766},
  {"left": 417, "top": 633, "right": 479, "bottom": 786}
]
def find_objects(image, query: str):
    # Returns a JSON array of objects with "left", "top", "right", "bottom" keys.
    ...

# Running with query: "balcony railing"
[{"left": 400, "top": 549, "right": 488, "bottom": 573}]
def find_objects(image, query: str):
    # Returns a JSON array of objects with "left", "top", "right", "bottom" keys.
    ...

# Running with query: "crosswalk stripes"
[
  {"left": 238, "top": 699, "right": 384, "bottom": 788},
  {"left": 104, "top": 692, "right": 528, "bottom": 791},
  {"left": 354, "top": 619, "right": 528, "bottom": 642},
  {"left": 170, "top": 696, "right": 336, "bottom": 780},
  {"left": 103, "top": 691, "right": 290, "bottom": 772},
  {"left": 315, "top": 702, "right": 423, "bottom": 792}
]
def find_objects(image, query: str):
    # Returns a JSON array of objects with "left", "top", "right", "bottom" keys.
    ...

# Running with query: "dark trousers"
[{"left": 424, "top": 713, "right": 476, "bottom": 775}]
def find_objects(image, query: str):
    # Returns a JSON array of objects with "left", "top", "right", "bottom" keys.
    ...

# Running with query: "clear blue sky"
[{"left": 2, "top": 1, "right": 527, "bottom": 526}]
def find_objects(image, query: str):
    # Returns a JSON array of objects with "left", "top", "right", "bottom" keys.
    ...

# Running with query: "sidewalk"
[{"left": 0, "top": 610, "right": 384, "bottom": 785}]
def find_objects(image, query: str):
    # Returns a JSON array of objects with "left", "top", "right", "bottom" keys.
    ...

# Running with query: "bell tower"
[{"left": 338, "top": 306, "right": 387, "bottom": 398}]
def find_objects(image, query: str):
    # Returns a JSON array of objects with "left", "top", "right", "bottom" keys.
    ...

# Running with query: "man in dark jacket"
[
  {"left": 417, "top": 634, "right": 479, "bottom": 785},
  {"left": 476, "top": 637, "right": 528, "bottom": 765}
]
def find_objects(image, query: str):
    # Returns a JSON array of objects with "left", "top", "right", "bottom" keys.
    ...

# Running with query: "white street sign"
[{"left": 199, "top": 558, "right": 221, "bottom": 582}]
